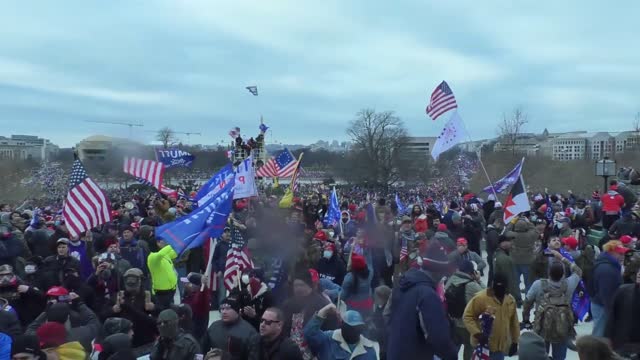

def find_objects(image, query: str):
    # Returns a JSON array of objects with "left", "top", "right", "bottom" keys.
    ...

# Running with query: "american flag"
[
  {"left": 399, "top": 239, "right": 408, "bottom": 262},
  {"left": 124, "top": 157, "right": 164, "bottom": 189},
  {"left": 136, "top": 178, "right": 177, "bottom": 198},
  {"left": 471, "top": 345, "right": 490, "bottom": 360},
  {"left": 63, "top": 159, "right": 112, "bottom": 238},
  {"left": 256, "top": 148, "right": 297, "bottom": 178},
  {"left": 229, "top": 127, "right": 241, "bottom": 139},
  {"left": 223, "top": 227, "right": 254, "bottom": 291},
  {"left": 426, "top": 81, "right": 458, "bottom": 121},
  {"left": 289, "top": 157, "right": 303, "bottom": 193}
]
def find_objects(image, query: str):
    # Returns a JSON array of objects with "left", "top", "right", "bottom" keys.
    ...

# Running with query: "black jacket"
[
  {"left": 202, "top": 319, "right": 260, "bottom": 360},
  {"left": 0, "top": 308, "right": 21, "bottom": 337},
  {"left": 316, "top": 255, "right": 347, "bottom": 286},
  {"left": 605, "top": 284, "right": 640, "bottom": 349},
  {"left": 41, "top": 255, "right": 81, "bottom": 290},
  {"left": 150, "top": 331, "right": 201, "bottom": 360},
  {"left": 27, "top": 303, "right": 101, "bottom": 352},
  {"left": 260, "top": 334, "right": 303, "bottom": 360}
]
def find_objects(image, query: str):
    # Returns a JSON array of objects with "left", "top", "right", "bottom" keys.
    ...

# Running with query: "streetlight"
[{"left": 595, "top": 156, "right": 616, "bottom": 193}]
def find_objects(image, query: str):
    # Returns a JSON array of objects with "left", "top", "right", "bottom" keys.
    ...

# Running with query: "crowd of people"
[{"left": 0, "top": 172, "right": 639, "bottom": 360}]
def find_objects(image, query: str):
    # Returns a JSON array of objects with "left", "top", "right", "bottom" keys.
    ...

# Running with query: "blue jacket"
[
  {"left": 386, "top": 268, "right": 458, "bottom": 360},
  {"left": 592, "top": 252, "right": 623, "bottom": 309},
  {"left": 304, "top": 315, "right": 379, "bottom": 360}
]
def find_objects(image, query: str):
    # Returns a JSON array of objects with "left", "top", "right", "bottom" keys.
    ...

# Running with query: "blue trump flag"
[
  {"left": 194, "top": 163, "right": 235, "bottom": 206},
  {"left": 156, "top": 177, "right": 235, "bottom": 255},
  {"left": 155, "top": 148, "right": 195, "bottom": 168},
  {"left": 395, "top": 193, "right": 406, "bottom": 215},
  {"left": 324, "top": 187, "right": 341, "bottom": 227},
  {"left": 483, "top": 157, "right": 524, "bottom": 194}
]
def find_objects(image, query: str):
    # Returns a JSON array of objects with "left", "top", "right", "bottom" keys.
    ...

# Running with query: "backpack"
[
  {"left": 533, "top": 279, "right": 575, "bottom": 343},
  {"left": 445, "top": 279, "right": 472, "bottom": 319}
]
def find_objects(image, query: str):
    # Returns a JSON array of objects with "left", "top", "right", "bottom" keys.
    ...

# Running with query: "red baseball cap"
[
  {"left": 620, "top": 235, "right": 633, "bottom": 245},
  {"left": 456, "top": 238, "right": 468, "bottom": 246},
  {"left": 562, "top": 236, "right": 579, "bottom": 250}
]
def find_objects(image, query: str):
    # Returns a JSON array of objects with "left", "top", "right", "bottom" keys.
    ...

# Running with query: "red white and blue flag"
[
  {"left": 124, "top": 157, "right": 164, "bottom": 189},
  {"left": 256, "top": 148, "right": 298, "bottom": 178},
  {"left": 426, "top": 81, "right": 458, "bottom": 121}
]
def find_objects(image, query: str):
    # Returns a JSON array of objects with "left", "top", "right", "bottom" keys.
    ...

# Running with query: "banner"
[
  {"left": 195, "top": 163, "right": 235, "bottom": 206},
  {"left": 155, "top": 148, "right": 195, "bottom": 168},
  {"left": 482, "top": 158, "right": 524, "bottom": 194},
  {"left": 156, "top": 177, "right": 235, "bottom": 255},
  {"left": 234, "top": 155, "right": 258, "bottom": 199}
]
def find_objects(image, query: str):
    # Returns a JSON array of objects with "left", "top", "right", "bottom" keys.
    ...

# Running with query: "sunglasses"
[{"left": 260, "top": 319, "right": 281, "bottom": 325}]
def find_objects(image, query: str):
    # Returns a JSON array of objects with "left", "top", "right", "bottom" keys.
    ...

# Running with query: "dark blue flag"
[
  {"left": 545, "top": 194, "right": 554, "bottom": 223},
  {"left": 156, "top": 177, "right": 235, "bottom": 255},
  {"left": 323, "top": 187, "right": 341, "bottom": 227},
  {"left": 395, "top": 193, "right": 406, "bottom": 215},
  {"left": 155, "top": 148, "right": 195, "bottom": 168},
  {"left": 483, "top": 158, "right": 524, "bottom": 194},
  {"left": 194, "top": 164, "right": 235, "bottom": 206}
]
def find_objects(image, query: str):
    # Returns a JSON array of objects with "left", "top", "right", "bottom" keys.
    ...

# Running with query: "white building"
[
  {"left": 0, "top": 135, "right": 58, "bottom": 161},
  {"left": 76, "top": 135, "right": 142, "bottom": 161},
  {"left": 405, "top": 136, "right": 437, "bottom": 158},
  {"left": 551, "top": 135, "right": 588, "bottom": 160}
]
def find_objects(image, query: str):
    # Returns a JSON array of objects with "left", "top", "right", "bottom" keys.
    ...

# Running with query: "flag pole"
[
  {"left": 458, "top": 115, "right": 499, "bottom": 200},
  {"left": 201, "top": 237, "right": 217, "bottom": 291}
]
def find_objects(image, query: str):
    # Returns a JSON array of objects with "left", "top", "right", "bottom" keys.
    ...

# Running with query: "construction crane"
[
  {"left": 143, "top": 130, "right": 202, "bottom": 143},
  {"left": 84, "top": 120, "right": 144, "bottom": 137}
]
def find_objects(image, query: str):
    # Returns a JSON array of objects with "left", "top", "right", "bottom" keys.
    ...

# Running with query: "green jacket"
[
  {"left": 493, "top": 248, "right": 519, "bottom": 300},
  {"left": 147, "top": 245, "right": 178, "bottom": 292}
]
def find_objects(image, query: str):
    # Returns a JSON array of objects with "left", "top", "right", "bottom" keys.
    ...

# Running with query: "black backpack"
[{"left": 445, "top": 279, "right": 472, "bottom": 318}]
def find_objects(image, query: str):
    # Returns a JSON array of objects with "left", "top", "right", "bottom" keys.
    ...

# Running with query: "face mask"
[
  {"left": 555, "top": 222, "right": 563, "bottom": 229},
  {"left": 493, "top": 283, "right": 506, "bottom": 299},
  {"left": 54, "top": 220, "right": 61, "bottom": 226},
  {"left": 323, "top": 250, "right": 333, "bottom": 259},
  {"left": 341, "top": 323, "right": 362, "bottom": 344},
  {"left": 328, "top": 231, "right": 335, "bottom": 238},
  {"left": 25, "top": 265, "right": 37, "bottom": 274},
  {"left": 241, "top": 274, "right": 250, "bottom": 285},
  {"left": 158, "top": 319, "right": 179, "bottom": 339}
]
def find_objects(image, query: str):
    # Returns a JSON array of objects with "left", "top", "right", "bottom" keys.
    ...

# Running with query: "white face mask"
[
  {"left": 328, "top": 231, "right": 335, "bottom": 238},
  {"left": 25, "top": 265, "right": 37, "bottom": 274},
  {"left": 241, "top": 274, "right": 250, "bottom": 285}
]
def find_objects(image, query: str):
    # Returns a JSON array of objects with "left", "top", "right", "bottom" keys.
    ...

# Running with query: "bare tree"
[
  {"left": 498, "top": 107, "right": 528, "bottom": 155},
  {"left": 156, "top": 127, "right": 178, "bottom": 149},
  {"left": 631, "top": 111, "right": 640, "bottom": 152},
  {"left": 346, "top": 109, "right": 409, "bottom": 186}
]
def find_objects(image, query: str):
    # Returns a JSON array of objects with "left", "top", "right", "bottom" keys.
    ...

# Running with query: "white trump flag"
[
  {"left": 431, "top": 110, "right": 466, "bottom": 160},
  {"left": 234, "top": 155, "right": 258, "bottom": 199}
]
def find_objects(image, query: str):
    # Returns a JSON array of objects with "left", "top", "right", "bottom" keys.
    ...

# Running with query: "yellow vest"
[{"left": 147, "top": 245, "right": 178, "bottom": 292}]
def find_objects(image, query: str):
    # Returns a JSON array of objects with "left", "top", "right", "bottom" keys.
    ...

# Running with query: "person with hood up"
[
  {"left": 485, "top": 217, "right": 504, "bottom": 286},
  {"left": 488, "top": 201, "right": 504, "bottom": 226},
  {"left": 447, "top": 238, "right": 486, "bottom": 273},
  {"left": 27, "top": 301, "right": 100, "bottom": 353},
  {"left": 106, "top": 268, "right": 157, "bottom": 347},
  {"left": 507, "top": 217, "right": 539, "bottom": 296},
  {"left": 118, "top": 226, "right": 149, "bottom": 276},
  {"left": 304, "top": 304, "right": 379, "bottom": 360},
  {"left": 517, "top": 330, "right": 548, "bottom": 360},
  {"left": 432, "top": 223, "right": 455, "bottom": 252},
  {"left": 0, "top": 264, "right": 46, "bottom": 330},
  {"left": 98, "top": 333, "right": 136, "bottom": 360},
  {"left": 444, "top": 260, "right": 484, "bottom": 360},
  {"left": 341, "top": 254, "right": 374, "bottom": 318},
  {"left": 591, "top": 240, "right": 629, "bottom": 337},
  {"left": 337, "top": 210, "right": 357, "bottom": 241},
  {"left": 601, "top": 180, "right": 625, "bottom": 229},
  {"left": 386, "top": 243, "right": 458, "bottom": 360},
  {"left": 463, "top": 272, "right": 520, "bottom": 360},
  {"left": 605, "top": 268, "right": 640, "bottom": 357},
  {"left": 62, "top": 267, "right": 96, "bottom": 311},
  {"left": 150, "top": 309, "right": 202, "bottom": 360},
  {"left": 493, "top": 235, "right": 520, "bottom": 303},
  {"left": 315, "top": 242, "right": 346, "bottom": 286},
  {"left": 180, "top": 272, "right": 211, "bottom": 340},
  {"left": 202, "top": 295, "right": 259, "bottom": 360}
]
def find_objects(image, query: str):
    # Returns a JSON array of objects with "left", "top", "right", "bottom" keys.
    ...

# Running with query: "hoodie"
[
  {"left": 387, "top": 268, "right": 457, "bottom": 360},
  {"left": 591, "top": 252, "right": 623, "bottom": 308}
]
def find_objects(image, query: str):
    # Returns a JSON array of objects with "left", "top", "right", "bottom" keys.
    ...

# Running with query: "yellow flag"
[
  {"left": 273, "top": 177, "right": 279, "bottom": 188},
  {"left": 279, "top": 188, "right": 293, "bottom": 208}
]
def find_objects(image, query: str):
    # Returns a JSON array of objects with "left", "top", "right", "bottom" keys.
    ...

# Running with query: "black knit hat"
[
  {"left": 46, "top": 302, "right": 70, "bottom": 324},
  {"left": 421, "top": 243, "right": 450, "bottom": 273}
]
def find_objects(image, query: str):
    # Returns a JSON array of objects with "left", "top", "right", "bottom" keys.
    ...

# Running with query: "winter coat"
[
  {"left": 447, "top": 250, "right": 486, "bottom": 272},
  {"left": 2, "top": 283, "right": 46, "bottom": 330},
  {"left": 605, "top": 284, "right": 640, "bottom": 349},
  {"left": 386, "top": 268, "right": 458, "bottom": 360},
  {"left": 485, "top": 226, "right": 501, "bottom": 256},
  {"left": 591, "top": 252, "right": 623, "bottom": 309},
  {"left": 147, "top": 245, "right": 177, "bottom": 292},
  {"left": 493, "top": 248, "right": 519, "bottom": 300},
  {"left": 463, "top": 288, "right": 520, "bottom": 353},
  {"left": 444, "top": 271, "right": 484, "bottom": 326},
  {"left": 41, "top": 255, "right": 81, "bottom": 290},
  {"left": 432, "top": 231, "right": 455, "bottom": 252},
  {"left": 259, "top": 334, "right": 303, "bottom": 360},
  {"left": 119, "top": 239, "right": 148, "bottom": 275},
  {"left": 463, "top": 216, "right": 484, "bottom": 255},
  {"left": 0, "top": 306, "right": 21, "bottom": 337},
  {"left": 27, "top": 303, "right": 101, "bottom": 352},
  {"left": 238, "top": 283, "right": 275, "bottom": 330},
  {"left": 316, "top": 255, "right": 347, "bottom": 286},
  {"left": 104, "top": 290, "right": 158, "bottom": 347},
  {"left": 150, "top": 331, "right": 201, "bottom": 360},
  {"left": 202, "top": 318, "right": 259, "bottom": 360},
  {"left": 601, "top": 190, "right": 624, "bottom": 213},
  {"left": 304, "top": 315, "right": 379, "bottom": 360},
  {"left": 26, "top": 228, "right": 53, "bottom": 258},
  {"left": 507, "top": 220, "right": 538, "bottom": 265},
  {"left": 0, "top": 232, "right": 23, "bottom": 269}
]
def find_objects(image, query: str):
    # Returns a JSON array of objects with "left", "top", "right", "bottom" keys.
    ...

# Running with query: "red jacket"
[{"left": 601, "top": 190, "right": 624, "bottom": 213}]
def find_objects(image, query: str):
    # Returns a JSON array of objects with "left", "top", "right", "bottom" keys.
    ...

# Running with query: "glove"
[
  {"left": 473, "top": 333, "right": 488, "bottom": 345},
  {"left": 508, "top": 342, "right": 518, "bottom": 356}
]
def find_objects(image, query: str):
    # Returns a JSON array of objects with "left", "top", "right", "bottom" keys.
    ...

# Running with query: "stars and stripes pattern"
[
  {"left": 289, "top": 158, "right": 302, "bottom": 193},
  {"left": 63, "top": 159, "right": 112, "bottom": 238},
  {"left": 399, "top": 242, "right": 409, "bottom": 262},
  {"left": 124, "top": 157, "right": 164, "bottom": 189},
  {"left": 229, "top": 127, "right": 241, "bottom": 139},
  {"left": 256, "top": 148, "right": 297, "bottom": 178},
  {"left": 471, "top": 345, "right": 490, "bottom": 360},
  {"left": 246, "top": 85, "right": 258, "bottom": 96},
  {"left": 223, "top": 227, "right": 254, "bottom": 291},
  {"left": 136, "top": 177, "right": 177, "bottom": 198},
  {"left": 426, "top": 81, "right": 458, "bottom": 120}
]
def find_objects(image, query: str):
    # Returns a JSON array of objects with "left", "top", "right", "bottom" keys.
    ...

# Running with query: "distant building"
[
  {"left": 405, "top": 136, "right": 438, "bottom": 158},
  {"left": 76, "top": 135, "right": 141, "bottom": 161},
  {"left": 493, "top": 136, "right": 542, "bottom": 155},
  {"left": 0, "top": 135, "right": 58, "bottom": 161}
]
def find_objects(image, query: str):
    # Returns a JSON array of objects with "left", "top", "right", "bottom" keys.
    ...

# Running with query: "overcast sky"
[{"left": 0, "top": 1, "right": 638, "bottom": 148}]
